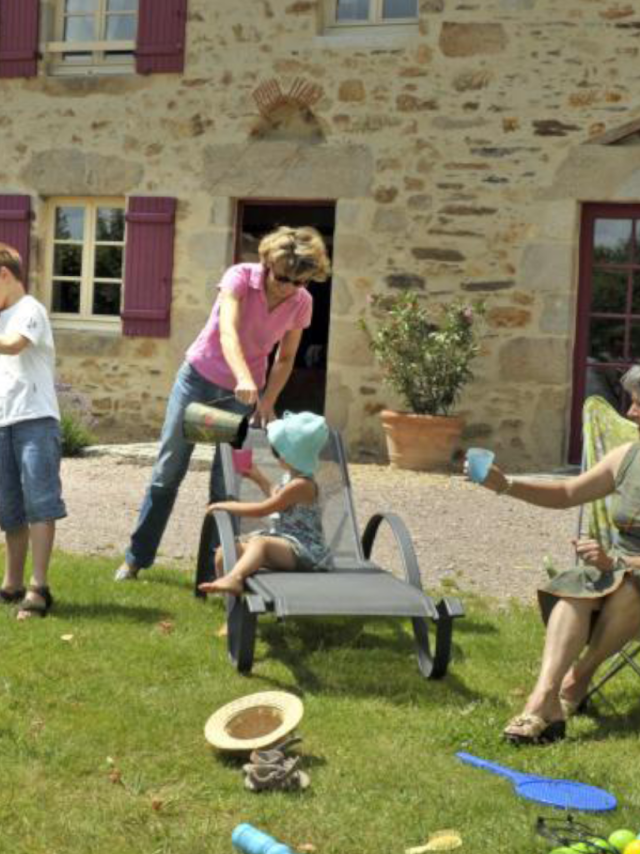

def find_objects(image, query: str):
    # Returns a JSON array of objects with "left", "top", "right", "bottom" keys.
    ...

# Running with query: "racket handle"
[{"left": 455, "top": 752, "right": 514, "bottom": 780}]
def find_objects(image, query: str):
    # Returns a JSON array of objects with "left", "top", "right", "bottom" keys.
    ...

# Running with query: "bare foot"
[
  {"left": 16, "top": 589, "right": 50, "bottom": 621},
  {"left": 216, "top": 622, "right": 229, "bottom": 638},
  {"left": 198, "top": 576, "right": 243, "bottom": 596}
]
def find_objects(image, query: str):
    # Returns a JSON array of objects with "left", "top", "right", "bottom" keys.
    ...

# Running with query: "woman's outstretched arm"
[{"left": 478, "top": 441, "right": 633, "bottom": 510}]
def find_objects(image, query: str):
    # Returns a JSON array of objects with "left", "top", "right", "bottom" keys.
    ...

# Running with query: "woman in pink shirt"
[{"left": 116, "top": 226, "right": 331, "bottom": 583}]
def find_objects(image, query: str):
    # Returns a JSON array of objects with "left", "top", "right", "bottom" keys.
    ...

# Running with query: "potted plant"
[{"left": 360, "top": 291, "right": 484, "bottom": 471}]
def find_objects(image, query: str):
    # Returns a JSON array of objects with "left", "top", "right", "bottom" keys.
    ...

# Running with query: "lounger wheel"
[{"left": 227, "top": 595, "right": 257, "bottom": 674}]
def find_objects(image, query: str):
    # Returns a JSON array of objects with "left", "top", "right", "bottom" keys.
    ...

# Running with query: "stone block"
[
  {"left": 518, "top": 243, "right": 575, "bottom": 294},
  {"left": 324, "top": 374, "right": 354, "bottom": 430},
  {"left": 333, "top": 233, "right": 375, "bottom": 270},
  {"left": 21, "top": 149, "right": 143, "bottom": 195},
  {"left": 372, "top": 208, "right": 408, "bottom": 233},
  {"left": 202, "top": 142, "right": 373, "bottom": 198},
  {"left": 487, "top": 307, "right": 531, "bottom": 329},
  {"left": 339, "top": 80, "right": 366, "bottom": 102},
  {"left": 499, "top": 338, "right": 570, "bottom": 384},
  {"left": 328, "top": 318, "right": 374, "bottom": 369},
  {"left": 540, "top": 294, "right": 572, "bottom": 335},
  {"left": 439, "top": 23, "right": 507, "bottom": 58},
  {"left": 530, "top": 387, "right": 571, "bottom": 465}
]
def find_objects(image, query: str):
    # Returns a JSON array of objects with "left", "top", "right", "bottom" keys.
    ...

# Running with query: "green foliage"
[
  {"left": 60, "top": 410, "right": 96, "bottom": 457},
  {"left": 56, "top": 382, "right": 96, "bottom": 456},
  {"left": 360, "top": 291, "right": 484, "bottom": 416},
  {"left": 1, "top": 554, "right": 639, "bottom": 854}
]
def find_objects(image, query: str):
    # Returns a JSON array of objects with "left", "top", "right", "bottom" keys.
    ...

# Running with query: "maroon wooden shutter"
[
  {"left": 135, "top": 0, "right": 187, "bottom": 75},
  {"left": 122, "top": 197, "right": 176, "bottom": 338},
  {"left": 0, "top": 195, "right": 32, "bottom": 287},
  {"left": 0, "top": 0, "right": 40, "bottom": 78}
]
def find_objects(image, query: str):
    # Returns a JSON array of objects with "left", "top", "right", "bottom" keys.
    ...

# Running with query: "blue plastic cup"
[
  {"left": 466, "top": 447, "right": 495, "bottom": 484},
  {"left": 232, "top": 823, "right": 293, "bottom": 854}
]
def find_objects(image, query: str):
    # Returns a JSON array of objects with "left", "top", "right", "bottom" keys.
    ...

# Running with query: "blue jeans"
[
  {"left": 0, "top": 417, "right": 66, "bottom": 531},
  {"left": 126, "top": 362, "right": 252, "bottom": 570}
]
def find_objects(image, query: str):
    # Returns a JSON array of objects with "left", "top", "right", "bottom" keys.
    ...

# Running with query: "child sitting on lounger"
[{"left": 198, "top": 411, "right": 330, "bottom": 597}]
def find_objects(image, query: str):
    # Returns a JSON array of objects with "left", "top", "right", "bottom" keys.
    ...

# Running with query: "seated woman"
[{"left": 470, "top": 366, "right": 640, "bottom": 745}]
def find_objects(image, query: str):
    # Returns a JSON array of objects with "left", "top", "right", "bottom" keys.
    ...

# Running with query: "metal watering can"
[{"left": 182, "top": 402, "right": 249, "bottom": 449}]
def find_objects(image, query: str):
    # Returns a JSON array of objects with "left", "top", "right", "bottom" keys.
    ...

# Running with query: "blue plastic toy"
[{"left": 232, "top": 823, "right": 294, "bottom": 854}]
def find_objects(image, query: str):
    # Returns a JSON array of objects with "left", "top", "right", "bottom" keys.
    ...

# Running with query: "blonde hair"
[
  {"left": 259, "top": 226, "right": 331, "bottom": 283},
  {"left": 0, "top": 242, "right": 23, "bottom": 282}
]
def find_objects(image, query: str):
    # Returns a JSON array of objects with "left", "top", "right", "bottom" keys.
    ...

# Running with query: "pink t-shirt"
[{"left": 186, "top": 263, "right": 313, "bottom": 390}]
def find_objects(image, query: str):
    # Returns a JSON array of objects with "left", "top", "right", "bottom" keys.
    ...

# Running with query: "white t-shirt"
[{"left": 0, "top": 295, "right": 60, "bottom": 426}]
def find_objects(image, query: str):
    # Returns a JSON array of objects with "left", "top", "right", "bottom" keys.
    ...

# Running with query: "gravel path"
[{"left": 57, "top": 457, "right": 577, "bottom": 603}]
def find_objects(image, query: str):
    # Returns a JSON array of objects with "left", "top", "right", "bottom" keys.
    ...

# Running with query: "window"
[
  {"left": 570, "top": 203, "right": 640, "bottom": 461},
  {"left": 46, "top": 0, "right": 138, "bottom": 75},
  {"left": 328, "top": 0, "right": 418, "bottom": 26},
  {"left": 46, "top": 199, "right": 126, "bottom": 329}
]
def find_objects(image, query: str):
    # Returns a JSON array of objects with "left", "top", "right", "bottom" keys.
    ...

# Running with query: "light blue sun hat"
[{"left": 267, "top": 411, "right": 329, "bottom": 476}]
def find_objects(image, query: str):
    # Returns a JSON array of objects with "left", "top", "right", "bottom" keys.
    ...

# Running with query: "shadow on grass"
[
  {"left": 52, "top": 600, "right": 170, "bottom": 623},
  {"left": 241, "top": 616, "right": 480, "bottom": 705}
]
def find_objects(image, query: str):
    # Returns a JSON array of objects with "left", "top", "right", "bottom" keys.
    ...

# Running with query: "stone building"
[{"left": 2, "top": 0, "right": 640, "bottom": 468}]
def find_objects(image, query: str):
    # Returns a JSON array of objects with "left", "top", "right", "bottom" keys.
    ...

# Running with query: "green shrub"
[
  {"left": 56, "top": 382, "right": 96, "bottom": 457},
  {"left": 60, "top": 410, "right": 95, "bottom": 457}
]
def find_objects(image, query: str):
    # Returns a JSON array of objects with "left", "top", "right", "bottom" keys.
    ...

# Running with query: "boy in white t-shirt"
[{"left": 0, "top": 243, "right": 66, "bottom": 618}]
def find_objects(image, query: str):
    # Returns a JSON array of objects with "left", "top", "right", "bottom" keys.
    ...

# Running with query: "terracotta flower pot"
[{"left": 379, "top": 409, "right": 464, "bottom": 472}]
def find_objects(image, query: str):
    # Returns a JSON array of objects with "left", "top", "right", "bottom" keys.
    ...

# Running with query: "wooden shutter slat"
[
  {"left": 0, "top": 195, "right": 32, "bottom": 288},
  {"left": 135, "top": 0, "right": 187, "bottom": 75},
  {"left": 0, "top": 0, "right": 40, "bottom": 78},
  {"left": 122, "top": 197, "right": 176, "bottom": 338}
]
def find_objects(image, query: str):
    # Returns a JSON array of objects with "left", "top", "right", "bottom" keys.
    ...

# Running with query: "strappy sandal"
[
  {"left": 17, "top": 585, "right": 53, "bottom": 619},
  {"left": 0, "top": 587, "right": 25, "bottom": 604},
  {"left": 503, "top": 713, "right": 566, "bottom": 745},
  {"left": 249, "top": 736, "right": 303, "bottom": 767},
  {"left": 243, "top": 757, "right": 310, "bottom": 793}
]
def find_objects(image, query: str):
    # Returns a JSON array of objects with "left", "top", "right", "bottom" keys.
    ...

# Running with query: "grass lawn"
[{"left": 2, "top": 552, "right": 640, "bottom": 854}]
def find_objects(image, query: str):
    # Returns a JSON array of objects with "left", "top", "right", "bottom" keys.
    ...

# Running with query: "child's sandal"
[
  {"left": 249, "top": 736, "right": 303, "bottom": 767},
  {"left": 17, "top": 585, "right": 53, "bottom": 619},
  {"left": 243, "top": 757, "right": 310, "bottom": 792}
]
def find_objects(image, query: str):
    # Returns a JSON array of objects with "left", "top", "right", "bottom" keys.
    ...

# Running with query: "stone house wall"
[{"left": 2, "top": 0, "right": 640, "bottom": 467}]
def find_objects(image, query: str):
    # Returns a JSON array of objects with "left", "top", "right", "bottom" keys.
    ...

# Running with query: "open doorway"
[{"left": 235, "top": 200, "right": 336, "bottom": 415}]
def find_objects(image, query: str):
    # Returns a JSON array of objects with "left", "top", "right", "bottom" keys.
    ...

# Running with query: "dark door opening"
[
  {"left": 569, "top": 203, "right": 640, "bottom": 462},
  {"left": 235, "top": 200, "right": 336, "bottom": 415}
]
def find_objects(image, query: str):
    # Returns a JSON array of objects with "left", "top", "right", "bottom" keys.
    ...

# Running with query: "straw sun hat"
[{"left": 204, "top": 691, "right": 304, "bottom": 753}]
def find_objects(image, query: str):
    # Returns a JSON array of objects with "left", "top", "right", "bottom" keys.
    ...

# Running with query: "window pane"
[
  {"left": 593, "top": 218, "right": 632, "bottom": 264},
  {"left": 589, "top": 319, "right": 625, "bottom": 362},
  {"left": 93, "top": 282, "right": 121, "bottom": 315},
  {"left": 96, "top": 208, "right": 125, "bottom": 242},
  {"left": 55, "top": 207, "right": 84, "bottom": 241},
  {"left": 106, "top": 14, "right": 136, "bottom": 40},
  {"left": 65, "top": 0, "right": 97, "bottom": 11},
  {"left": 95, "top": 245, "right": 123, "bottom": 279},
  {"left": 64, "top": 16, "right": 96, "bottom": 42},
  {"left": 382, "top": 0, "right": 417, "bottom": 18},
  {"left": 52, "top": 280, "right": 81, "bottom": 313},
  {"left": 336, "top": 0, "right": 370, "bottom": 20},
  {"left": 107, "top": 0, "right": 137, "bottom": 10},
  {"left": 53, "top": 244, "right": 83, "bottom": 277},
  {"left": 591, "top": 268, "right": 628, "bottom": 314}
]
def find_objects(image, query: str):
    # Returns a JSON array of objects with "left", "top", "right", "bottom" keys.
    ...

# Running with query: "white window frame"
[
  {"left": 45, "top": 197, "right": 127, "bottom": 333},
  {"left": 44, "top": 0, "right": 138, "bottom": 77},
  {"left": 325, "top": 0, "right": 418, "bottom": 29}
]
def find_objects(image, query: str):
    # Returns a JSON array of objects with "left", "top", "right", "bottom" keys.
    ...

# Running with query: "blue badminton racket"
[{"left": 456, "top": 752, "right": 617, "bottom": 812}]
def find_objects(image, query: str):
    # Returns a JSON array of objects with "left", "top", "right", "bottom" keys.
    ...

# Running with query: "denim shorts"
[{"left": 0, "top": 417, "right": 67, "bottom": 531}]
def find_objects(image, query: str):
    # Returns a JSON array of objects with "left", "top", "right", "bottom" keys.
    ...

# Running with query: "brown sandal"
[
  {"left": 503, "top": 713, "right": 566, "bottom": 745},
  {"left": 17, "top": 585, "right": 53, "bottom": 619}
]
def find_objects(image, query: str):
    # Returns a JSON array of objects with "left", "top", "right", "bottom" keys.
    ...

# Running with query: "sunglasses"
[{"left": 272, "top": 273, "right": 310, "bottom": 288}]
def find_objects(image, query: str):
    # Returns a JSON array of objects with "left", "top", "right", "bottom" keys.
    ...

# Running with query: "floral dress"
[
  {"left": 253, "top": 472, "right": 331, "bottom": 571},
  {"left": 538, "top": 441, "right": 640, "bottom": 622}
]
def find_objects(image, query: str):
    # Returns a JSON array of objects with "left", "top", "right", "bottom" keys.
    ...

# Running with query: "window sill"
[
  {"left": 52, "top": 316, "right": 122, "bottom": 334},
  {"left": 316, "top": 23, "right": 420, "bottom": 47},
  {"left": 44, "top": 62, "right": 135, "bottom": 78}
]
